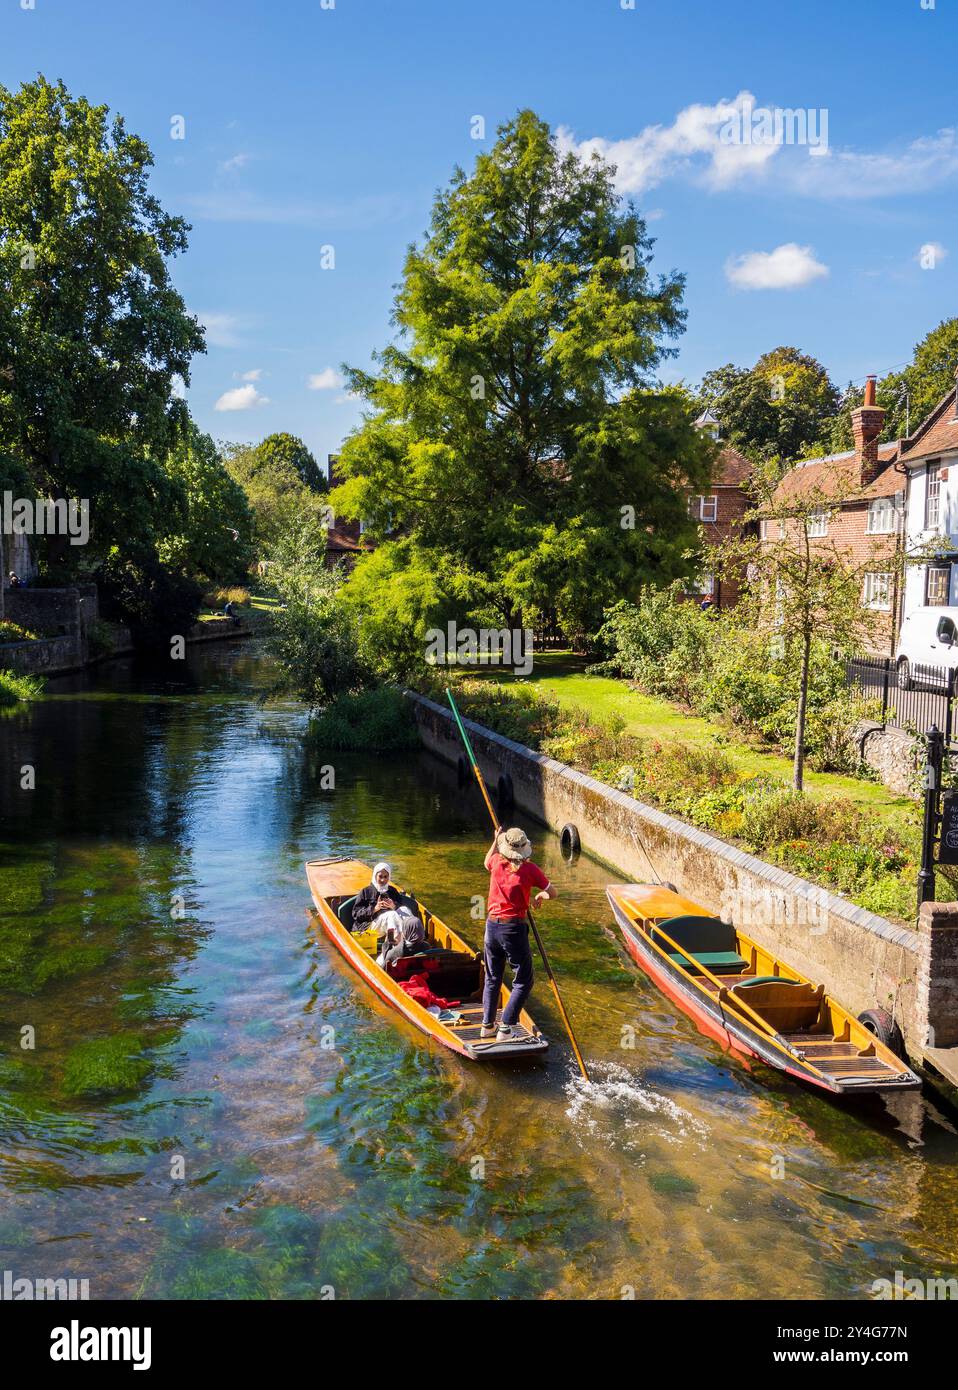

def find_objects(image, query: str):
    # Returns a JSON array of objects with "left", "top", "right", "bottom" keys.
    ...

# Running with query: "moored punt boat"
[
  {"left": 606, "top": 882, "right": 920, "bottom": 1095},
  {"left": 306, "top": 857, "right": 548, "bottom": 1061}
]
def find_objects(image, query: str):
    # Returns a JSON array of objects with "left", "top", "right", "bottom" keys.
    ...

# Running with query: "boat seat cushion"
[
  {"left": 665, "top": 950, "right": 749, "bottom": 974},
  {"left": 651, "top": 914, "right": 745, "bottom": 969}
]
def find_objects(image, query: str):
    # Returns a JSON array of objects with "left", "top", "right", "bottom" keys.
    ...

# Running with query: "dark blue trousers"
[{"left": 482, "top": 917, "right": 534, "bottom": 1027}]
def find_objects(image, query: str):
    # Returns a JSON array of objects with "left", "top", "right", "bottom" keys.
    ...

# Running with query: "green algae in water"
[
  {"left": 648, "top": 1171, "right": 699, "bottom": 1199},
  {"left": 62, "top": 1033, "right": 152, "bottom": 1097}
]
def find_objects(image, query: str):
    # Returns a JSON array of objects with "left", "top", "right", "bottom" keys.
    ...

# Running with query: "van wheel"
[
  {"left": 496, "top": 771, "right": 515, "bottom": 811},
  {"left": 858, "top": 1008, "right": 904, "bottom": 1059},
  {"left": 897, "top": 658, "right": 912, "bottom": 691},
  {"left": 559, "top": 823, "right": 581, "bottom": 861}
]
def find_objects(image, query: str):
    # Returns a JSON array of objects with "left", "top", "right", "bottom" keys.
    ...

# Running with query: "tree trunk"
[{"left": 793, "top": 629, "right": 811, "bottom": 792}]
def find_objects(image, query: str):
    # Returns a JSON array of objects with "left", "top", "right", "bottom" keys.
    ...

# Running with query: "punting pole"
[{"left": 445, "top": 687, "right": 590, "bottom": 1082}]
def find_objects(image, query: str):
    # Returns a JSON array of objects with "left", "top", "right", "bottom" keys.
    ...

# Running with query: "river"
[{"left": 1, "top": 640, "right": 956, "bottom": 1300}]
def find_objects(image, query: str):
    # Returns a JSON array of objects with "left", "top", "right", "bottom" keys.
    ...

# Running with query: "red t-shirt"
[{"left": 487, "top": 852, "right": 550, "bottom": 920}]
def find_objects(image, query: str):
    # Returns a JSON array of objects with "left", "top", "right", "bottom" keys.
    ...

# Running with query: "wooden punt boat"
[
  {"left": 606, "top": 882, "right": 920, "bottom": 1094},
  {"left": 306, "top": 857, "right": 548, "bottom": 1061}
]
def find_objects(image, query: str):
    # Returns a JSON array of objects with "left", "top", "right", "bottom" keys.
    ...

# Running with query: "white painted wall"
[{"left": 902, "top": 452, "right": 958, "bottom": 618}]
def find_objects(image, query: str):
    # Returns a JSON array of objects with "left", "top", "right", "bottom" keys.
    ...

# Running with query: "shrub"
[
  {"left": 0, "top": 670, "right": 44, "bottom": 706},
  {"left": 308, "top": 687, "right": 420, "bottom": 751},
  {"left": 0, "top": 620, "right": 38, "bottom": 643}
]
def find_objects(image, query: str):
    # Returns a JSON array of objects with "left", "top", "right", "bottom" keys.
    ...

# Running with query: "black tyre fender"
[
  {"left": 456, "top": 755, "right": 470, "bottom": 787},
  {"left": 559, "top": 822, "right": 581, "bottom": 860},
  {"left": 496, "top": 771, "right": 515, "bottom": 810},
  {"left": 857, "top": 1007, "right": 905, "bottom": 1059}
]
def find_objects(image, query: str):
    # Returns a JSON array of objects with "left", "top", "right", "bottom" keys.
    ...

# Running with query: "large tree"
[
  {"left": 0, "top": 75, "right": 205, "bottom": 568},
  {"left": 224, "top": 432, "right": 328, "bottom": 555},
  {"left": 697, "top": 347, "right": 839, "bottom": 467},
  {"left": 333, "top": 109, "right": 714, "bottom": 652}
]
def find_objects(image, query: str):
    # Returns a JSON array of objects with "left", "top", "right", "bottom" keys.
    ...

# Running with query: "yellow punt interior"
[
  {"left": 613, "top": 883, "right": 911, "bottom": 1085},
  {"left": 306, "top": 858, "right": 544, "bottom": 1054}
]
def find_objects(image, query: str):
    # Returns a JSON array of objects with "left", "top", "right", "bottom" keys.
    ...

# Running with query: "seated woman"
[{"left": 351, "top": 862, "right": 425, "bottom": 966}]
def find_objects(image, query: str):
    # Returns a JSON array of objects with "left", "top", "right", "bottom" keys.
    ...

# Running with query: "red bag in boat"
[{"left": 399, "top": 974, "right": 459, "bottom": 1009}]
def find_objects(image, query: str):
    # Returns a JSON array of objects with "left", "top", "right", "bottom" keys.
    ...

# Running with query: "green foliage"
[
  {"left": 225, "top": 434, "right": 328, "bottom": 554},
  {"left": 247, "top": 432, "right": 325, "bottom": 492},
  {"left": 593, "top": 587, "right": 875, "bottom": 773},
  {"left": 158, "top": 423, "right": 254, "bottom": 583},
  {"left": 97, "top": 552, "right": 203, "bottom": 647},
  {"left": 335, "top": 108, "right": 713, "bottom": 647},
  {"left": 0, "top": 669, "right": 43, "bottom": 705},
  {"left": 265, "top": 515, "right": 370, "bottom": 704},
  {"left": 697, "top": 347, "right": 839, "bottom": 466},
  {"left": 0, "top": 76, "right": 204, "bottom": 545},
  {"left": 308, "top": 687, "right": 420, "bottom": 751},
  {"left": 0, "top": 620, "right": 38, "bottom": 642}
]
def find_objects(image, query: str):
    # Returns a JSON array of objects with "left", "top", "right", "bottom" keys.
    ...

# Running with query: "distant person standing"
[{"left": 481, "top": 826, "right": 556, "bottom": 1041}]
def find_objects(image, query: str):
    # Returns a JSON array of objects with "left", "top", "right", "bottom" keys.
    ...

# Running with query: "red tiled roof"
[
  {"left": 773, "top": 443, "right": 902, "bottom": 506},
  {"left": 712, "top": 444, "right": 752, "bottom": 488},
  {"left": 899, "top": 387, "right": 958, "bottom": 462},
  {"left": 326, "top": 527, "right": 369, "bottom": 553}
]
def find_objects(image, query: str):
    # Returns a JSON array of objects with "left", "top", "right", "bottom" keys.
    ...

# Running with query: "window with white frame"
[
  {"left": 866, "top": 496, "right": 899, "bottom": 534},
  {"left": 863, "top": 572, "right": 892, "bottom": 611},
  {"left": 806, "top": 508, "right": 828, "bottom": 537},
  {"left": 759, "top": 518, "right": 770, "bottom": 541},
  {"left": 688, "top": 495, "right": 718, "bottom": 522},
  {"left": 925, "top": 462, "right": 941, "bottom": 529},
  {"left": 686, "top": 570, "right": 713, "bottom": 596}
]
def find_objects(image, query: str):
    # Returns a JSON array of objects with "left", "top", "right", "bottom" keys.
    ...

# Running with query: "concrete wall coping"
[{"left": 409, "top": 690, "right": 921, "bottom": 956}]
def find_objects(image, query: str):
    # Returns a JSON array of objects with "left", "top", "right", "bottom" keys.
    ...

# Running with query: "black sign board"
[{"left": 939, "top": 791, "right": 958, "bottom": 865}]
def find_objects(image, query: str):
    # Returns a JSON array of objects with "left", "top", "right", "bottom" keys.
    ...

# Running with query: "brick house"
[
  {"left": 766, "top": 377, "right": 906, "bottom": 651},
  {"left": 685, "top": 408, "right": 755, "bottom": 609}
]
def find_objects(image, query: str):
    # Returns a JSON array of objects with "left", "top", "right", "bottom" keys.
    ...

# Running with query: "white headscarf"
[{"left": 371, "top": 861, "right": 392, "bottom": 890}]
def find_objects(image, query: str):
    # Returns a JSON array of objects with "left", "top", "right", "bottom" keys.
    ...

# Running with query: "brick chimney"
[{"left": 851, "top": 375, "right": 886, "bottom": 486}]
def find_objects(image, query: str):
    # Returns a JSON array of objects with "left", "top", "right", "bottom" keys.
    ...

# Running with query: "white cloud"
[
  {"left": 557, "top": 98, "right": 958, "bottom": 201},
  {"left": 725, "top": 243, "right": 829, "bottom": 290},
  {"left": 308, "top": 368, "right": 345, "bottom": 391},
  {"left": 170, "top": 374, "right": 186, "bottom": 400},
  {"left": 214, "top": 383, "right": 270, "bottom": 412},
  {"left": 198, "top": 311, "right": 244, "bottom": 349},
  {"left": 556, "top": 92, "right": 778, "bottom": 195},
  {"left": 219, "top": 152, "right": 251, "bottom": 175},
  {"left": 238, "top": 368, "right": 262, "bottom": 381}
]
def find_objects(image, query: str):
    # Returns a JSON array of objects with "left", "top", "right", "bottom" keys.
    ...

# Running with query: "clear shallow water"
[{"left": 1, "top": 641, "right": 957, "bottom": 1300}]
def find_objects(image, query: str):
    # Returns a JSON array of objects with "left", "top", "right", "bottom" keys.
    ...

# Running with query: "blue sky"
[{"left": 2, "top": 0, "right": 956, "bottom": 468}]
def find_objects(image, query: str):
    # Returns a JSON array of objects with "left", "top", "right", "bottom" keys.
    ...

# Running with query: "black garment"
[{"left": 351, "top": 883, "right": 401, "bottom": 929}]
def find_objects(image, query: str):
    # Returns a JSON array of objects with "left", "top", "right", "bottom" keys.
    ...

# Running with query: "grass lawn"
[{"left": 477, "top": 651, "right": 913, "bottom": 826}]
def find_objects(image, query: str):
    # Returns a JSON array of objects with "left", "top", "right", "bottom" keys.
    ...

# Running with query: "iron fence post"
[
  {"left": 918, "top": 724, "right": 944, "bottom": 917},
  {"left": 881, "top": 657, "right": 889, "bottom": 726}
]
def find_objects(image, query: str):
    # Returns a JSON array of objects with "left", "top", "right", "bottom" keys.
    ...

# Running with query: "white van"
[{"left": 895, "top": 607, "right": 958, "bottom": 689}]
